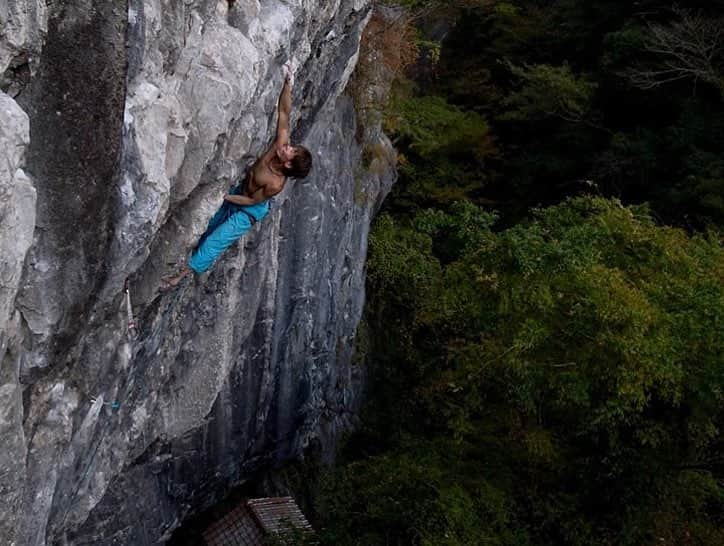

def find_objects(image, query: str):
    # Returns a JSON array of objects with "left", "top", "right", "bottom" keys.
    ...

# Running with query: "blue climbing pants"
[{"left": 188, "top": 199, "right": 270, "bottom": 274}]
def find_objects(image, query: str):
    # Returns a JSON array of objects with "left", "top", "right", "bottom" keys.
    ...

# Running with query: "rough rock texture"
[{"left": 0, "top": 1, "right": 395, "bottom": 544}]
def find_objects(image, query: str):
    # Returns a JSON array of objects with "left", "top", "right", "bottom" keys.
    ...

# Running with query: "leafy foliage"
[
  {"left": 385, "top": 94, "right": 498, "bottom": 210},
  {"left": 307, "top": 2, "right": 724, "bottom": 545},
  {"left": 314, "top": 198, "right": 724, "bottom": 545},
  {"left": 379, "top": 0, "right": 724, "bottom": 226},
  {"left": 502, "top": 62, "right": 597, "bottom": 122}
]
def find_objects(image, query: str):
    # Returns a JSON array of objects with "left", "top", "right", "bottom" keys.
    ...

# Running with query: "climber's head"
[{"left": 278, "top": 144, "right": 312, "bottom": 179}]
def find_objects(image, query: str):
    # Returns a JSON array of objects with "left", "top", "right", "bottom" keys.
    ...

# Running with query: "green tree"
[
  {"left": 316, "top": 197, "right": 724, "bottom": 545},
  {"left": 385, "top": 94, "right": 497, "bottom": 209},
  {"left": 502, "top": 62, "right": 598, "bottom": 123}
]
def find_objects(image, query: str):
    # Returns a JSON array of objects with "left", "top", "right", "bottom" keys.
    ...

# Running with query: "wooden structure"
[{"left": 202, "top": 497, "right": 313, "bottom": 545}]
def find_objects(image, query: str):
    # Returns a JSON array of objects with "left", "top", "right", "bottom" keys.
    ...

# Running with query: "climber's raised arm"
[{"left": 274, "top": 63, "right": 293, "bottom": 148}]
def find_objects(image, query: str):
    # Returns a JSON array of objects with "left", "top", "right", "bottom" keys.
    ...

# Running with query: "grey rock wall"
[{"left": 0, "top": 1, "right": 395, "bottom": 544}]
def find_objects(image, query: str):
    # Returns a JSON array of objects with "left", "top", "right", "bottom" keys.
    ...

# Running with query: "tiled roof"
[
  {"left": 202, "top": 503, "right": 263, "bottom": 546},
  {"left": 202, "top": 496, "right": 313, "bottom": 546},
  {"left": 247, "top": 497, "right": 313, "bottom": 534}
]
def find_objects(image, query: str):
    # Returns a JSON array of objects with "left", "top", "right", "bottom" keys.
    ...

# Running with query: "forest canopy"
[
  {"left": 307, "top": 2, "right": 724, "bottom": 545},
  {"left": 317, "top": 197, "right": 724, "bottom": 545}
]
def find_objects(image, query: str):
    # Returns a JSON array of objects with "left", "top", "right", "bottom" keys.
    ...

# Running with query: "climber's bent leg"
[
  {"left": 188, "top": 201, "right": 270, "bottom": 274},
  {"left": 189, "top": 213, "right": 253, "bottom": 273},
  {"left": 195, "top": 202, "right": 232, "bottom": 251},
  {"left": 194, "top": 185, "right": 244, "bottom": 250}
]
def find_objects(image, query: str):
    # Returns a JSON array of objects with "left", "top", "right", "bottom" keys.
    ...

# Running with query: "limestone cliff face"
[{"left": 0, "top": 1, "right": 395, "bottom": 544}]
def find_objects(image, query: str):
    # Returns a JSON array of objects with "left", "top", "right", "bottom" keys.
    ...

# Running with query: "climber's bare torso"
[
  {"left": 243, "top": 145, "right": 288, "bottom": 200},
  {"left": 224, "top": 140, "right": 303, "bottom": 206}
]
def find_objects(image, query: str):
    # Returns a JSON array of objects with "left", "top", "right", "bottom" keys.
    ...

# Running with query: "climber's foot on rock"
[{"left": 160, "top": 267, "right": 191, "bottom": 293}]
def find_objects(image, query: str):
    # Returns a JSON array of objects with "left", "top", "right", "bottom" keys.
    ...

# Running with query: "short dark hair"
[{"left": 284, "top": 146, "right": 312, "bottom": 179}]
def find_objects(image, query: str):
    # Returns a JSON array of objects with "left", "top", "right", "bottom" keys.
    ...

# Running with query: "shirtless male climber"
[{"left": 162, "top": 62, "right": 312, "bottom": 289}]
